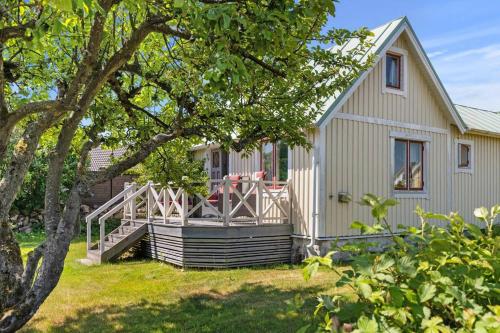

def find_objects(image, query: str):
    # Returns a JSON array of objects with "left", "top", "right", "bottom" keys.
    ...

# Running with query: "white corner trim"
[
  {"left": 335, "top": 112, "right": 448, "bottom": 135},
  {"left": 382, "top": 46, "right": 409, "bottom": 97},
  {"left": 446, "top": 129, "right": 452, "bottom": 213},
  {"left": 318, "top": 128, "right": 326, "bottom": 237},
  {"left": 454, "top": 139, "right": 474, "bottom": 174},
  {"left": 389, "top": 134, "right": 430, "bottom": 200}
]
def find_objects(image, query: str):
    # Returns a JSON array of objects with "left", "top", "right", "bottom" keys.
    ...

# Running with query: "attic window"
[
  {"left": 383, "top": 47, "right": 408, "bottom": 96},
  {"left": 386, "top": 53, "right": 401, "bottom": 89},
  {"left": 456, "top": 139, "right": 474, "bottom": 173}
]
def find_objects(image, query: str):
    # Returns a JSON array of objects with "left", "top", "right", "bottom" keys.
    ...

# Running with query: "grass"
[{"left": 18, "top": 233, "right": 346, "bottom": 333}]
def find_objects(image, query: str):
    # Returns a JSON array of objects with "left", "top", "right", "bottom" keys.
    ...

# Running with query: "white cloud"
[
  {"left": 446, "top": 83, "right": 500, "bottom": 111},
  {"left": 423, "top": 25, "right": 500, "bottom": 49},
  {"left": 429, "top": 44, "right": 500, "bottom": 110},
  {"left": 427, "top": 50, "right": 446, "bottom": 58}
]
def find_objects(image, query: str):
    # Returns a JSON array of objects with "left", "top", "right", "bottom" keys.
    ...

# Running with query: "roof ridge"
[
  {"left": 455, "top": 104, "right": 500, "bottom": 114},
  {"left": 369, "top": 16, "right": 406, "bottom": 31}
]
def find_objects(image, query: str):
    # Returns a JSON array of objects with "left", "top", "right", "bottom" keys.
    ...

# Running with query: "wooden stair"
[{"left": 87, "top": 220, "right": 147, "bottom": 264}]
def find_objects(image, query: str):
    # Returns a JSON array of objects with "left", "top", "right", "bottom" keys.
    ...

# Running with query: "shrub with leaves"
[{"left": 303, "top": 194, "right": 500, "bottom": 333}]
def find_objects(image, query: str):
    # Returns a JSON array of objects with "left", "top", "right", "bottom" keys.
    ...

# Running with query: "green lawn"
[{"left": 18, "top": 234, "right": 344, "bottom": 333}]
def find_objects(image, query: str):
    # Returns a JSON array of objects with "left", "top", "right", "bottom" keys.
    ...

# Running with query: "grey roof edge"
[
  {"left": 454, "top": 103, "right": 499, "bottom": 114},
  {"left": 316, "top": 17, "right": 468, "bottom": 134},
  {"left": 454, "top": 104, "right": 500, "bottom": 137}
]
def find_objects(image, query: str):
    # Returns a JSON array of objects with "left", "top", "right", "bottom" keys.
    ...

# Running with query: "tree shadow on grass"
[{"left": 24, "top": 283, "right": 322, "bottom": 333}]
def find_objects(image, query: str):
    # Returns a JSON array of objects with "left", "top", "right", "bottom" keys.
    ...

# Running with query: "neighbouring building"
[{"left": 82, "top": 146, "right": 135, "bottom": 208}]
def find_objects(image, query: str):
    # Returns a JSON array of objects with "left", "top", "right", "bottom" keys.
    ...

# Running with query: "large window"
[
  {"left": 394, "top": 139, "right": 424, "bottom": 191},
  {"left": 260, "top": 141, "right": 288, "bottom": 182}
]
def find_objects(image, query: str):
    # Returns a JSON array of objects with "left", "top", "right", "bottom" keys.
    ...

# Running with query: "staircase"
[
  {"left": 87, "top": 220, "right": 147, "bottom": 264},
  {"left": 86, "top": 182, "right": 151, "bottom": 264}
]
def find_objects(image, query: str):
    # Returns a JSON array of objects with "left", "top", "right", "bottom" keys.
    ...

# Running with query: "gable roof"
[
  {"left": 455, "top": 104, "right": 500, "bottom": 137},
  {"left": 316, "top": 17, "right": 467, "bottom": 133},
  {"left": 89, "top": 147, "right": 127, "bottom": 172}
]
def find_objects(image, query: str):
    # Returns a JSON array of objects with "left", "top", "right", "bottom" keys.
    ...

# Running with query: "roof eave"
[{"left": 467, "top": 128, "right": 500, "bottom": 139}]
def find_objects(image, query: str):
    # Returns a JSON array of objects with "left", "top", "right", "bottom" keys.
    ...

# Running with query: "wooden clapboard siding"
[
  {"left": 228, "top": 150, "right": 259, "bottom": 177},
  {"left": 340, "top": 32, "right": 450, "bottom": 129},
  {"left": 139, "top": 223, "right": 292, "bottom": 268},
  {"left": 288, "top": 131, "right": 315, "bottom": 236},
  {"left": 321, "top": 32, "right": 455, "bottom": 237},
  {"left": 451, "top": 127, "right": 500, "bottom": 222},
  {"left": 323, "top": 119, "right": 449, "bottom": 236}
]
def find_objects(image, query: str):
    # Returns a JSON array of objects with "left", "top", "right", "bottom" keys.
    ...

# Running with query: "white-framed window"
[
  {"left": 382, "top": 47, "right": 408, "bottom": 97},
  {"left": 259, "top": 141, "right": 289, "bottom": 182},
  {"left": 455, "top": 139, "right": 474, "bottom": 174},
  {"left": 390, "top": 131, "right": 430, "bottom": 199}
]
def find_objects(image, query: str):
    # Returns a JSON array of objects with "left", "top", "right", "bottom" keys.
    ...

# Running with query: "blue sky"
[{"left": 328, "top": 0, "right": 500, "bottom": 111}]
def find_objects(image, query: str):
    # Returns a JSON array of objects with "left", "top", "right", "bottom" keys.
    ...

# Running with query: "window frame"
[
  {"left": 386, "top": 53, "right": 402, "bottom": 89},
  {"left": 455, "top": 139, "right": 474, "bottom": 174},
  {"left": 390, "top": 132, "right": 430, "bottom": 199},
  {"left": 259, "top": 141, "right": 289, "bottom": 183},
  {"left": 382, "top": 47, "right": 408, "bottom": 97}
]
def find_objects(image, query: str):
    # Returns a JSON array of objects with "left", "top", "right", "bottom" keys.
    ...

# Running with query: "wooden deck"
[
  {"left": 85, "top": 179, "right": 292, "bottom": 267},
  {"left": 138, "top": 222, "right": 292, "bottom": 268}
]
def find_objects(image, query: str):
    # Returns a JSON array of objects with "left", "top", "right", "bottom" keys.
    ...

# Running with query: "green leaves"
[
  {"left": 421, "top": 316, "right": 450, "bottom": 333},
  {"left": 418, "top": 283, "right": 437, "bottom": 303},
  {"left": 302, "top": 261, "right": 319, "bottom": 282},
  {"left": 50, "top": 0, "right": 73, "bottom": 12},
  {"left": 355, "top": 316, "right": 378, "bottom": 333},
  {"left": 303, "top": 196, "right": 500, "bottom": 332}
]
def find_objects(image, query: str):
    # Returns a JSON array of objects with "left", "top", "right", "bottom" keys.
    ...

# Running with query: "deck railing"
[{"left": 86, "top": 177, "right": 291, "bottom": 255}]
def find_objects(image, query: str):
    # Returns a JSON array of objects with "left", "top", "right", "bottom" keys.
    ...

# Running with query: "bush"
[{"left": 303, "top": 194, "right": 500, "bottom": 333}]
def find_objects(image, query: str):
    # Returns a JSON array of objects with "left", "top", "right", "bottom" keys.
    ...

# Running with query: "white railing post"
[
  {"left": 147, "top": 181, "right": 154, "bottom": 222},
  {"left": 223, "top": 177, "right": 230, "bottom": 226},
  {"left": 287, "top": 179, "right": 292, "bottom": 224},
  {"left": 164, "top": 185, "right": 171, "bottom": 224},
  {"left": 130, "top": 182, "right": 137, "bottom": 221},
  {"left": 123, "top": 182, "right": 130, "bottom": 219},
  {"left": 181, "top": 189, "right": 189, "bottom": 226},
  {"left": 160, "top": 187, "right": 168, "bottom": 224},
  {"left": 99, "top": 219, "right": 105, "bottom": 255},
  {"left": 257, "top": 179, "right": 263, "bottom": 225},
  {"left": 86, "top": 218, "right": 92, "bottom": 251}
]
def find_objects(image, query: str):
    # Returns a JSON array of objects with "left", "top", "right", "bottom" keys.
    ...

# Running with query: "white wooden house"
[{"left": 192, "top": 16, "right": 500, "bottom": 257}]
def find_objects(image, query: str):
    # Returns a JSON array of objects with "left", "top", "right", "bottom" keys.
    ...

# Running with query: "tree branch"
[
  {"left": 0, "top": 22, "right": 36, "bottom": 43},
  {"left": 20, "top": 243, "right": 45, "bottom": 292},
  {"left": 233, "top": 46, "right": 287, "bottom": 78}
]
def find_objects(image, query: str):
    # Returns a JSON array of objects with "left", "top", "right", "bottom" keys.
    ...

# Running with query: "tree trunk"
[{"left": 0, "top": 213, "right": 23, "bottom": 312}]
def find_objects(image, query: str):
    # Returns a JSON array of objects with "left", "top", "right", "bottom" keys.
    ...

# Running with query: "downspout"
[{"left": 306, "top": 132, "right": 320, "bottom": 256}]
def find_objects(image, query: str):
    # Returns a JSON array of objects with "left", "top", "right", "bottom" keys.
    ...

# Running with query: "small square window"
[
  {"left": 455, "top": 140, "right": 474, "bottom": 174},
  {"left": 386, "top": 53, "right": 401, "bottom": 89}
]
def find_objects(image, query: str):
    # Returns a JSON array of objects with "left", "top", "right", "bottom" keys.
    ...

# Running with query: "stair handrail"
[
  {"left": 98, "top": 182, "right": 151, "bottom": 255},
  {"left": 86, "top": 183, "right": 136, "bottom": 251}
]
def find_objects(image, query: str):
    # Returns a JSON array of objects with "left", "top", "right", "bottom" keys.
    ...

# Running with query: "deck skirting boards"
[{"left": 137, "top": 223, "right": 293, "bottom": 268}]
